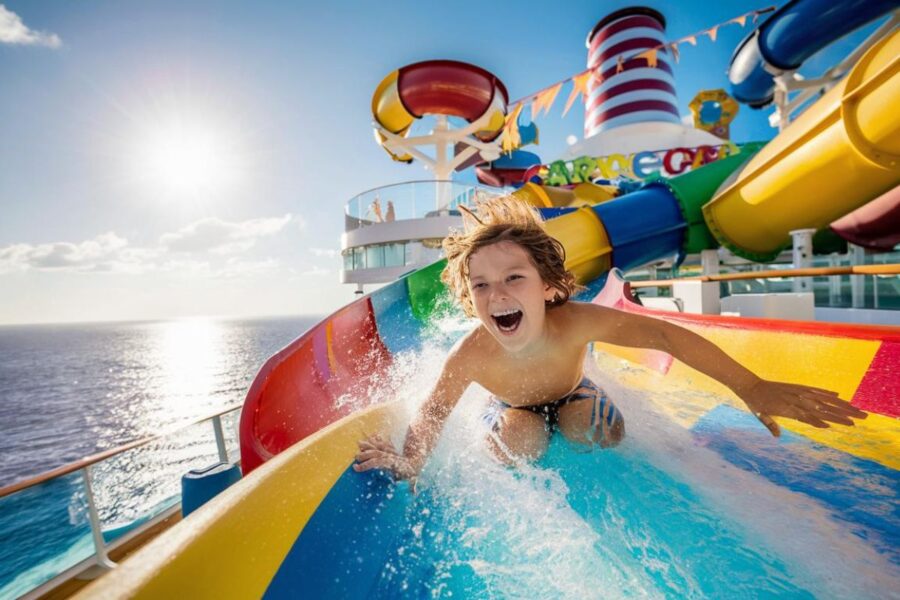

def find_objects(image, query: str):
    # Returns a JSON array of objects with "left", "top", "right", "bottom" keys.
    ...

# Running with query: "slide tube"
[
  {"left": 706, "top": 29, "right": 900, "bottom": 261},
  {"left": 728, "top": 0, "right": 898, "bottom": 106}
]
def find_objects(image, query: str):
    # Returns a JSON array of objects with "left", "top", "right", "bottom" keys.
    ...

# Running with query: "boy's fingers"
[
  {"left": 802, "top": 397, "right": 866, "bottom": 420},
  {"left": 353, "top": 457, "right": 389, "bottom": 472},
  {"left": 757, "top": 413, "right": 780, "bottom": 437},
  {"left": 355, "top": 449, "right": 382, "bottom": 461}
]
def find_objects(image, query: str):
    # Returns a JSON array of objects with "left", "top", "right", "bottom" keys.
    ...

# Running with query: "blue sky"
[{"left": 0, "top": 1, "right": 880, "bottom": 324}]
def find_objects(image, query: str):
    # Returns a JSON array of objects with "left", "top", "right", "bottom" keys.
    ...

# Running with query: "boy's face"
[{"left": 467, "top": 241, "right": 557, "bottom": 353}]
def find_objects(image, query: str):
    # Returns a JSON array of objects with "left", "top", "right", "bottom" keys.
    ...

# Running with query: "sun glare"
[{"left": 131, "top": 116, "right": 246, "bottom": 201}]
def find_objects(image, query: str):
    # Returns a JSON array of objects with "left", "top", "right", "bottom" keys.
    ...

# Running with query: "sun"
[
  {"left": 143, "top": 125, "right": 221, "bottom": 191},
  {"left": 131, "top": 116, "right": 245, "bottom": 200}
]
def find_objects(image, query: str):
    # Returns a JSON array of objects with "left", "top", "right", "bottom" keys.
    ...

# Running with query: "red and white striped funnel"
[{"left": 584, "top": 7, "right": 680, "bottom": 138}]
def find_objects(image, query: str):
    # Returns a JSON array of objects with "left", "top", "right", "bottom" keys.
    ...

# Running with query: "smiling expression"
[{"left": 467, "top": 241, "right": 558, "bottom": 353}]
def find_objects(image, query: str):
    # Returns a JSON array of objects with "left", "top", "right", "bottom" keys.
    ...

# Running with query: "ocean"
[{"left": 0, "top": 316, "right": 318, "bottom": 487}]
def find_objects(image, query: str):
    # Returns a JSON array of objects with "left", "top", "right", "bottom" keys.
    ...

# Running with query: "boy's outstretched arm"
[
  {"left": 576, "top": 304, "right": 868, "bottom": 436},
  {"left": 354, "top": 344, "right": 473, "bottom": 479}
]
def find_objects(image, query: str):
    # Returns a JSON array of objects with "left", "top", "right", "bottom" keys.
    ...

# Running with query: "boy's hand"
[
  {"left": 737, "top": 378, "right": 868, "bottom": 437},
  {"left": 354, "top": 435, "right": 418, "bottom": 480}
]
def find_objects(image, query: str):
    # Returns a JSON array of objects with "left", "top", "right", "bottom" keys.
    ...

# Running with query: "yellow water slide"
[{"left": 703, "top": 29, "right": 900, "bottom": 261}]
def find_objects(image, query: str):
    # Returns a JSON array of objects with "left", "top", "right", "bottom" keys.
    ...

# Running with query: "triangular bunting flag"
[
  {"left": 669, "top": 42, "right": 680, "bottom": 63},
  {"left": 531, "top": 82, "right": 563, "bottom": 120},
  {"left": 638, "top": 48, "right": 659, "bottom": 68},
  {"left": 707, "top": 25, "right": 719, "bottom": 42},
  {"left": 501, "top": 103, "right": 524, "bottom": 153},
  {"left": 730, "top": 15, "right": 747, "bottom": 27},
  {"left": 615, "top": 55, "right": 625, "bottom": 73},
  {"left": 683, "top": 35, "right": 697, "bottom": 46},
  {"left": 562, "top": 71, "right": 591, "bottom": 117}
]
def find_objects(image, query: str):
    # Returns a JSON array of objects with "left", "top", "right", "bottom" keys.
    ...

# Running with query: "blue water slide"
[
  {"left": 728, "top": 0, "right": 899, "bottom": 107},
  {"left": 539, "top": 182, "right": 686, "bottom": 271},
  {"left": 591, "top": 183, "right": 686, "bottom": 270}
]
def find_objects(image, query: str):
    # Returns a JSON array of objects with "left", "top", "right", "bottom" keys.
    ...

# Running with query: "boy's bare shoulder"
[
  {"left": 444, "top": 325, "right": 491, "bottom": 377},
  {"left": 551, "top": 301, "right": 624, "bottom": 342},
  {"left": 553, "top": 300, "right": 617, "bottom": 322}
]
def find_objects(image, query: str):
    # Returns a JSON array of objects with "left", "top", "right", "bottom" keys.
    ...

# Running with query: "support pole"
[
  {"left": 850, "top": 244, "right": 866, "bottom": 308},
  {"left": 790, "top": 229, "right": 815, "bottom": 293},
  {"left": 82, "top": 466, "right": 116, "bottom": 572}
]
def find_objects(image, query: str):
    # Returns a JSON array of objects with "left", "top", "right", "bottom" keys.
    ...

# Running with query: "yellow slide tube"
[
  {"left": 512, "top": 182, "right": 618, "bottom": 209},
  {"left": 545, "top": 207, "right": 613, "bottom": 283},
  {"left": 703, "top": 30, "right": 900, "bottom": 261}
]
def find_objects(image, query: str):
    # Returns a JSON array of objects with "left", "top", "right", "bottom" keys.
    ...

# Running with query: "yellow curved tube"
[
  {"left": 703, "top": 30, "right": 900, "bottom": 261},
  {"left": 545, "top": 207, "right": 613, "bottom": 283}
]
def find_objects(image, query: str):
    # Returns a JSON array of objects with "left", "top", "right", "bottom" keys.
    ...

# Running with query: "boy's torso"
[{"left": 462, "top": 304, "right": 591, "bottom": 407}]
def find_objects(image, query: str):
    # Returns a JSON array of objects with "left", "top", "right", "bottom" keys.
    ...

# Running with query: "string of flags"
[{"left": 500, "top": 5, "right": 776, "bottom": 152}]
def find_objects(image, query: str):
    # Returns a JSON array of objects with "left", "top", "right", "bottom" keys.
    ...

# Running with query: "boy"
[{"left": 355, "top": 197, "right": 866, "bottom": 479}]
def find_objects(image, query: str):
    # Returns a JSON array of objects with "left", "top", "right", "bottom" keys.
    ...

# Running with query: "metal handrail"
[
  {"left": 629, "top": 263, "right": 900, "bottom": 288},
  {"left": 0, "top": 403, "right": 242, "bottom": 499}
]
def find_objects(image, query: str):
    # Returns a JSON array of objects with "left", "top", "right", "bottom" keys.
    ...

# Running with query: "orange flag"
[
  {"left": 562, "top": 71, "right": 592, "bottom": 117},
  {"left": 501, "top": 103, "right": 524, "bottom": 153},
  {"left": 683, "top": 35, "right": 697, "bottom": 46},
  {"left": 707, "top": 25, "right": 719, "bottom": 42},
  {"left": 669, "top": 42, "right": 680, "bottom": 63},
  {"left": 730, "top": 15, "right": 747, "bottom": 27},
  {"left": 531, "top": 82, "right": 563, "bottom": 120},
  {"left": 638, "top": 48, "right": 659, "bottom": 68}
]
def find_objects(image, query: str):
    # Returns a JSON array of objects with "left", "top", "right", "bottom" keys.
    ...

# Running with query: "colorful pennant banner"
[{"left": 499, "top": 5, "right": 776, "bottom": 146}]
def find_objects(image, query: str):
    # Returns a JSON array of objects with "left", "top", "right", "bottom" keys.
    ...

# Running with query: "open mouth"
[{"left": 491, "top": 309, "right": 523, "bottom": 333}]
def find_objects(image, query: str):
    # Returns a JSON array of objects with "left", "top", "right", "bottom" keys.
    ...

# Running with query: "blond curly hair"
[{"left": 441, "top": 196, "right": 577, "bottom": 317}]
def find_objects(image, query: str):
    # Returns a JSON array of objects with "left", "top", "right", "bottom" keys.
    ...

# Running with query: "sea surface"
[{"left": 0, "top": 316, "right": 318, "bottom": 487}]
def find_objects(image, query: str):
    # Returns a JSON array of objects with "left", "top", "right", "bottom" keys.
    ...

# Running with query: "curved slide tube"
[
  {"left": 371, "top": 60, "right": 508, "bottom": 163},
  {"left": 707, "top": 29, "right": 900, "bottom": 261},
  {"left": 831, "top": 183, "right": 900, "bottom": 251},
  {"left": 728, "top": 0, "right": 898, "bottom": 107}
]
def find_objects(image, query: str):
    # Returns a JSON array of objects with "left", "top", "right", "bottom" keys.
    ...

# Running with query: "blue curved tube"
[{"left": 729, "top": 0, "right": 898, "bottom": 107}]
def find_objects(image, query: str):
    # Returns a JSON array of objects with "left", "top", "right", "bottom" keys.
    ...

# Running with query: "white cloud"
[
  {"left": 159, "top": 214, "right": 292, "bottom": 255},
  {"left": 0, "top": 4, "right": 62, "bottom": 48},
  {"left": 0, "top": 232, "right": 127, "bottom": 272},
  {"left": 0, "top": 214, "right": 297, "bottom": 275}
]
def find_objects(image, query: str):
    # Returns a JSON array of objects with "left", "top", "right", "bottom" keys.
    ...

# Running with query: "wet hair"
[{"left": 441, "top": 196, "right": 577, "bottom": 317}]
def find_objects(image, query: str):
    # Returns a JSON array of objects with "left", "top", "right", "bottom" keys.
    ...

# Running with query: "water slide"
[
  {"left": 831, "top": 183, "right": 900, "bottom": 251},
  {"left": 728, "top": 0, "right": 898, "bottom": 107},
  {"left": 79, "top": 25, "right": 900, "bottom": 600},
  {"left": 371, "top": 60, "right": 508, "bottom": 163}
]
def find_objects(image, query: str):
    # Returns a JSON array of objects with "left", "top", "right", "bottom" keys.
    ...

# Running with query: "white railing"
[
  {"left": 344, "top": 180, "right": 503, "bottom": 231},
  {"left": 0, "top": 404, "right": 242, "bottom": 599}
]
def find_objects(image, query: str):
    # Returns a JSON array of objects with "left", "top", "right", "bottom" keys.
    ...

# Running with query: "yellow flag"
[
  {"left": 501, "top": 103, "right": 524, "bottom": 153},
  {"left": 531, "top": 83, "right": 563, "bottom": 120},
  {"left": 707, "top": 25, "right": 719, "bottom": 42},
  {"left": 563, "top": 72, "right": 592, "bottom": 117},
  {"left": 638, "top": 48, "right": 659, "bottom": 68}
]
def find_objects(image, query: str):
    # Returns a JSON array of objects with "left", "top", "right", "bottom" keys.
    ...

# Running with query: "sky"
[{"left": 0, "top": 1, "right": 881, "bottom": 325}]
